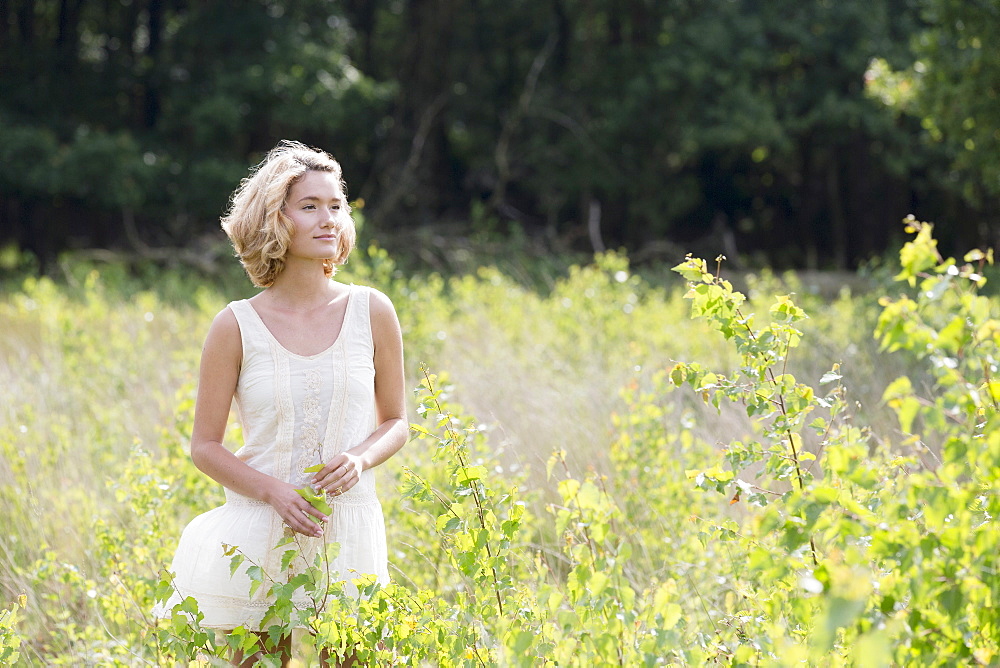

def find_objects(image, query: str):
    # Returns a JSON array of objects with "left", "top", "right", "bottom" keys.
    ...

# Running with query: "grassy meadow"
[{"left": 1, "top": 224, "right": 998, "bottom": 666}]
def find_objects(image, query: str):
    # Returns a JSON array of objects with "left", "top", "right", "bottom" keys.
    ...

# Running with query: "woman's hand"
[
  {"left": 263, "top": 480, "right": 328, "bottom": 538},
  {"left": 312, "top": 452, "right": 364, "bottom": 497}
]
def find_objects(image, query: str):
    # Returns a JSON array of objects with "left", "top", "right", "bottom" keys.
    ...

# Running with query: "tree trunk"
[
  {"left": 827, "top": 150, "right": 848, "bottom": 270},
  {"left": 369, "top": 0, "right": 459, "bottom": 228},
  {"left": 18, "top": 0, "right": 36, "bottom": 46},
  {"left": 143, "top": 0, "right": 164, "bottom": 129}
]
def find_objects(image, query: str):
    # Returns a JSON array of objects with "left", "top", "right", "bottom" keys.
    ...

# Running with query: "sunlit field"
[{"left": 1, "top": 223, "right": 997, "bottom": 665}]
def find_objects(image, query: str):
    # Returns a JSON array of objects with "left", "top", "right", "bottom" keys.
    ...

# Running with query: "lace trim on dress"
[
  {"left": 328, "top": 492, "right": 380, "bottom": 506},
  {"left": 257, "top": 344, "right": 294, "bottom": 579},
  {"left": 322, "top": 286, "right": 361, "bottom": 463},
  {"left": 296, "top": 367, "right": 325, "bottom": 482},
  {"left": 225, "top": 492, "right": 269, "bottom": 506},
  {"left": 225, "top": 488, "right": 378, "bottom": 506}
]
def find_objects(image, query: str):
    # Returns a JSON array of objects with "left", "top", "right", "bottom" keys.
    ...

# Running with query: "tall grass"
[{"left": 0, "top": 238, "right": 988, "bottom": 664}]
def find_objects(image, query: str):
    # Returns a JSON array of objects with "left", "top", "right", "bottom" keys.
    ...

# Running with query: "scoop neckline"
[{"left": 242, "top": 285, "right": 355, "bottom": 360}]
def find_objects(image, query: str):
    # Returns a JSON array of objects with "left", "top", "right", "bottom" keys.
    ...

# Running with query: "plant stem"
[
  {"left": 420, "top": 366, "right": 506, "bottom": 617},
  {"left": 732, "top": 304, "right": 817, "bottom": 565}
]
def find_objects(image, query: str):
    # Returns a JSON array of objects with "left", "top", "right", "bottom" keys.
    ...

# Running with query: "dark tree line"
[{"left": 1, "top": 0, "right": 997, "bottom": 271}]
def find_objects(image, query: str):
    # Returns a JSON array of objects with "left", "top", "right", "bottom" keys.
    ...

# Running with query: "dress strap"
[
  {"left": 345, "top": 285, "right": 374, "bottom": 351},
  {"left": 227, "top": 299, "right": 270, "bottom": 356},
  {"left": 227, "top": 299, "right": 263, "bottom": 331}
]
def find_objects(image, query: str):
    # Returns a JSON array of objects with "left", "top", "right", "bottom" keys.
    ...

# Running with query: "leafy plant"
[
  {"left": 0, "top": 596, "right": 24, "bottom": 665},
  {"left": 666, "top": 219, "right": 999, "bottom": 665},
  {"left": 1, "top": 221, "right": 997, "bottom": 665}
]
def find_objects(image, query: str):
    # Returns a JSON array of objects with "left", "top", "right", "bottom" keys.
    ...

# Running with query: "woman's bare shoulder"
[
  {"left": 210, "top": 304, "right": 240, "bottom": 331},
  {"left": 364, "top": 287, "right": 399, "bottom": 322},
  {"left": 202, "top": 305, "right": 242, "bottom": 355}
]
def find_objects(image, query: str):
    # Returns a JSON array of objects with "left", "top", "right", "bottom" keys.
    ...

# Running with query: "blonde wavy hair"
[{"left": 221, "top": 140, "right": 356, "bottom": 287}]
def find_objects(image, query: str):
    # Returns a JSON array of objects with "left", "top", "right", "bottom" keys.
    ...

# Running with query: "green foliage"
[
  {"left": 0, "top": 0, "right": 392, "bottom": 255},
  {"left": 8, "top": 0, "right": 995, "bottom": 270},
  {"left": 1, "top": 223, "right": 998, "bottom": 664},
  {"left": 0, "top": 596, "right": 24, "bottom": 665},
  {"left": 422, "top": 0, "right": 931, "bottom": 265},
  {"left": 665, "top": 218, "right": 1000, "bottom": 665},
  {"left": 866, "top": 0, "right": 1000, "bottom": 206}
]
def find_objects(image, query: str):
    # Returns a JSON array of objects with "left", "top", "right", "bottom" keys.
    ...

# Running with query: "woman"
[{"left": 155, "top": 140, "right": 408, "bottom": 666}]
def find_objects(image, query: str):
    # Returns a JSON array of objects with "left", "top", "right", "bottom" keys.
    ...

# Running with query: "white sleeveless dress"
[{"left": 155, "top": 284, "right": 389, "bottom": 630}]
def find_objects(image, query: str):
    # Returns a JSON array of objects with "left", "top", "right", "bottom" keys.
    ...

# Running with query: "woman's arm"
[
  {"left": 312, "top": 289, "right": 408, "bottom": 494},
  {"left": 190, "top": 307, "right": 327, "bottom": 537}
]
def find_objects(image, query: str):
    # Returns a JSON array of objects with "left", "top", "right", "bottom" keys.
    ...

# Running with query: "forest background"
[
  {"left": 2, "top": 0, "right": 1000, "bottom": 666},
  {"left": 1, "top": 0, "right": 999, "bottom": 273}
]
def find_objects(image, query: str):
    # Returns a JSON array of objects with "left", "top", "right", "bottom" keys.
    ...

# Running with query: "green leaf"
[
  {"left": 229, "top": 553, "right": 246, "bottom": 578},
  {"left": 456, "top": 465, "right": 488, "bottom": 484},
  {"left": 936, "top": 315, "right": 967, "bottom": 353},
  {"left": 573, "top": 481, "right": 604, "bottom": 511},
  {"left": 511, "top": 630, "right": 535, "bottom": 654},
  {"left": 942, "top": 437, "right": 969, "bottom": 466},
  {"left": 895, "top": 222, "right": 939, "bottom": 286},
  {"left": 558, "top": 478, "right": 581, "bottom": 503},
  {"left": 895, "top": 397, "right": 921, "bottom": 434},
  {"left": 295, "top": 485, "right": 332, "bottom": 521},
  {"left": 154, "top": 575, "right": 174, "bottom": 603},
  {"left": 770, "top": 295, "right": 807, "bottom": 323},
  {"left": 671, "top": 257, "right": 711, "bottom": 282},
  {"left": 177, "top": 596, "right": 200, "bottom": 616},
  {"left": 546, "top": 449, "right": 565, "bottom": 480},
  {"left": 881, "top": 376, "right": 914, "bottom": 402},
  {"left": 436, "top": 514, "right": 462, "bottom": 534},
  {"left": 698, "top": 372, "right": 719, "bottom": 390}
]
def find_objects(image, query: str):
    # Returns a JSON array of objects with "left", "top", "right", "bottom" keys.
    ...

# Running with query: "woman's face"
[{"left": 282, "top": 170, "right": 347, "bottom": 262}]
